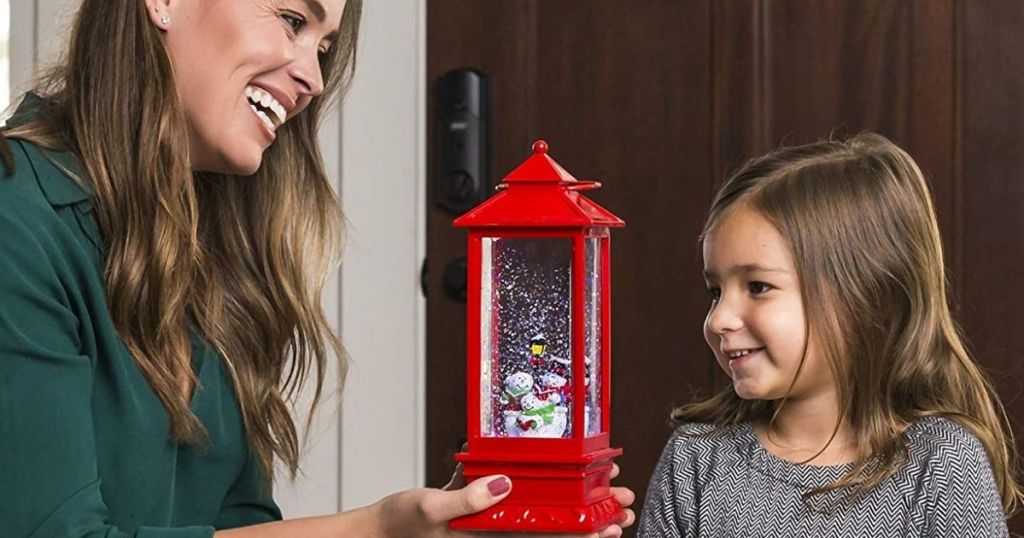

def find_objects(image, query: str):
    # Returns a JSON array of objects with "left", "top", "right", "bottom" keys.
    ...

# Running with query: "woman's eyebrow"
[
  {"left": 301, "top": 0, "right": 341, "bottom": 42},
  {"left": 301, "top": 0, "right": 326, "bottom": 22}
]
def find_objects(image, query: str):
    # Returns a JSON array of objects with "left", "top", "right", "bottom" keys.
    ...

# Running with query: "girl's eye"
[
  {"left": 749, "top": 281, "right": 773, "bottom": 295},
  {"left": 706, "top": 286, "right": 721, "bottom": 301},
  {"left": 281, "top": 12, "right": 306, "bottom": 33}
]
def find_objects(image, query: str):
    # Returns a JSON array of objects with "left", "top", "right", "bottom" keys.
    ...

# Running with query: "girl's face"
[
  {"left": 150, "top": 0, "right": 346, "bottom": 174},
  {"left": 702, "top": 204, "right": 834, "bottom": 402}
]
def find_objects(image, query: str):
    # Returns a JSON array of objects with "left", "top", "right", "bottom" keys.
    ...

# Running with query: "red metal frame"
[{"left": 450, "top": 141, "right": 625, "bottom": 533}]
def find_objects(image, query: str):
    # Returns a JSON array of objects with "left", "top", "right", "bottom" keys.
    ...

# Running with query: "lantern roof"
[{"left": 454, "top": 140, "right": 625, "bottom": 229}]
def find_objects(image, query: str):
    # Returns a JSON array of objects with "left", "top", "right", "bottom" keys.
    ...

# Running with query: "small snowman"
[
  {"left": 535, "top": 371, "right": 569, "bottom": 404},
  {"left": 545, "top": 354, "right": 572, "bottom": 378},
  {"left": 516, "top": 393, "right": 569, "bottom": 438},
  {"left": 499, "top": 371, "right": 534, "bottom": 412},
  {"left": 516, "top": 393, "right": 556, "bottom": 433}
]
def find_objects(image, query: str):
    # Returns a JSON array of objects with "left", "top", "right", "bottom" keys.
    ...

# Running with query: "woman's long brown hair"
[
  {"left": 674, "top": 133, "right": 1022, "bottom": 515},
  {"left": 3, "top": 0, "right": 363, "bottom": 484}
]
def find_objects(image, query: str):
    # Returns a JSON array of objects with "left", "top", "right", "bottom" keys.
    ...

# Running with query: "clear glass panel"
[
  {"left": 584, "top": 236, "right": 602, "bottom": 435},
  {"left": 480, "top": 237, "right": 573, "bottom": 438}
]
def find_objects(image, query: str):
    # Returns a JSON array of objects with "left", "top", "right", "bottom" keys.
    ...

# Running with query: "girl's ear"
[{"left": 143, "top": 0, "right": 175, "bottom": 30}]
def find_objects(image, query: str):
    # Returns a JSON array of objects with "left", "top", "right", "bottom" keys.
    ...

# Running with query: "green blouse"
[{"left": 0, "top": 98, "right": 281, "bottom": 537}]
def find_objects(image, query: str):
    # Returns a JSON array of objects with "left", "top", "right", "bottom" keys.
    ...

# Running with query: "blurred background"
[{"left": 6, "top": 2, "right": 1022, "bottom": 536}]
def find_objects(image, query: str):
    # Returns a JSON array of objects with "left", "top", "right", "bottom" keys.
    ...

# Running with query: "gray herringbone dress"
[{"left": 638, "top": 417, "right": 1008, "bottom": 537}]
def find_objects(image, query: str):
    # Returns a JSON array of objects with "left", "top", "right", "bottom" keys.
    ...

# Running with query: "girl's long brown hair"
[
  {"left": 674, "top": 133, "right": 1022, "bottom": 515},
  {"left": 3, "top": 0, "right": 363, "bottom": 484}
]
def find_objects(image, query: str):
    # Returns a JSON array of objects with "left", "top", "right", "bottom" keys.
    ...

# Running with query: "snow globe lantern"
[{"left": 450, "top": 140, "right": 625, "bottom": 533}]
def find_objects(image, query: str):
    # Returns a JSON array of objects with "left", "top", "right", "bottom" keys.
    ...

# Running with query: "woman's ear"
[{"left": 143, "top": 0, "right": 174, "bottom": 29}]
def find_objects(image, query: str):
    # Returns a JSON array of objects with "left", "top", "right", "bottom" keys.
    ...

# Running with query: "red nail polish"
[{"left": 487, "top": 476, "right": 510, "bottom": 496}]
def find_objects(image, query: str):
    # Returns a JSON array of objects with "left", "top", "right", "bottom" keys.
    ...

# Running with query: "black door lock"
[{"left": 435, "top": 69, "right": 489, "bottom": 215}]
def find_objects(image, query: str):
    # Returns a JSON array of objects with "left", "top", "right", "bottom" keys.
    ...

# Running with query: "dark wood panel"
[
  {"left": 530, "top": 3, "right": 714, "bottom": 528},
  {"left": 960, "top": 1, "right": 1024, "bottom": 533},
  {"left": 713, "top": 1, "right": 772, "bottom": 176},
  {"left": 761, "top": 0, "right": 957, "bottom": 251},
  {"left": 425, "top": 0, "right": 537, "bottom": 488}
]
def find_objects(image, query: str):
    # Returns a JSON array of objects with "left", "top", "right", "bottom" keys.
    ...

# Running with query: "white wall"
[
  {"left": 8, "top": 0, "right": 36, "bottom": 98},
  {"left": 337, "top": 0, "right": 426, "bottom": 510},
  {"left": 14, "top": 0, "right": 426, "bottom": 519}
]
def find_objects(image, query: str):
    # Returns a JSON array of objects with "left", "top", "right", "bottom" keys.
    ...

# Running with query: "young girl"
[{"left": 637, "top": 133, "right": 1021, "bottom": 537}]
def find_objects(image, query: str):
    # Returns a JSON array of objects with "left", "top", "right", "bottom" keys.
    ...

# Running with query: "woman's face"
[
  {"left": 702, "top": 204, "right": 835, "bottom": 403},
  {"left": 149, "top": 0, "right": 346, "bottom": 174}
]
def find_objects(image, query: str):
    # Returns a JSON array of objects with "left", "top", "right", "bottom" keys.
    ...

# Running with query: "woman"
[{"left": 0, "top": 0, "right": 635, "bottom": 536}]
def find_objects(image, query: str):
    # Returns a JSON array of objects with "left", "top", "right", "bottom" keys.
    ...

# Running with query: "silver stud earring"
[{"left": 160, "top": 15, "right": 171, "bottom": 25}]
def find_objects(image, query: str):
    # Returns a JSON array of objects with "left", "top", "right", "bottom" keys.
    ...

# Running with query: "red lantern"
[{"left": 449, "top": 140, "right": 625, "bottom": 533}]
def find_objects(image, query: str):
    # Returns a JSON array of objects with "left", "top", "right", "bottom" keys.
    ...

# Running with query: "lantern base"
[
  {"left": 449, "top": 446, "right": 623, "bottom": 533},
  {"left": 448, "top": 495, "right": 622, "bottom": 533}
]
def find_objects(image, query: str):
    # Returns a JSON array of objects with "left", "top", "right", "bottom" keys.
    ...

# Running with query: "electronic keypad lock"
[{"left": 435, "top": 69, "right": 489, "bottom": 215}]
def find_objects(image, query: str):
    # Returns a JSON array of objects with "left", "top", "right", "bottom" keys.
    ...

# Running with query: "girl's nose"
[{"left": 706, "top": 296, "right": 744, "bottom": 335}]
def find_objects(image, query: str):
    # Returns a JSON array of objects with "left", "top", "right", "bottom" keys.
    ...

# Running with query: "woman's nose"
[{"left": 290, "top": 48, "right": 325, "bottom": 97}]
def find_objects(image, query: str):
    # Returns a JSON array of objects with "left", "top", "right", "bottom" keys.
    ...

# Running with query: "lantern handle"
[
  {"left": 566, "top": 180, "right": 601, "bottom": 191},
  {"left": 494, "top": 180, "right": 601, "bottom": 191}
]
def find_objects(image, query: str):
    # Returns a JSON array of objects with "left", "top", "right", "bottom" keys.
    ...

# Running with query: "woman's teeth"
[
  {"left": 250, "top": 105, "right": 276, "bottom": 133},
  {"left": 245, "top": 86, "right": 286, "bottom": 131}
]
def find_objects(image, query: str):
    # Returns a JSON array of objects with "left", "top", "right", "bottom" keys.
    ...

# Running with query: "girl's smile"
[{"left": 724, "top": 346, "right": 766, "bottom": 370}]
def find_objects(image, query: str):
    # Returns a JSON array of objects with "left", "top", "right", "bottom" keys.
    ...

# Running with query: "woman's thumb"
[{"left": 423, "top": 475, "right": 512, "bottom": 523}]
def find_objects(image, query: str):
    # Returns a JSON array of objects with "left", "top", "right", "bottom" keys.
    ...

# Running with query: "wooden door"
[{"left": 426, "top": 2, "right": 1024, "bottom": 534}]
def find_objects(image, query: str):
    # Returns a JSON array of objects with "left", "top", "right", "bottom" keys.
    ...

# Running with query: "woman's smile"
[
  {"left": 159, "top": 0, "right": 336, "bottom": 174},
  {"left": 247, "top": 101, "right": 277, "bottom": 143}
]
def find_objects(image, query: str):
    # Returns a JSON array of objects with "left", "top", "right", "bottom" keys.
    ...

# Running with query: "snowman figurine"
[
  {"left": 535, "top": 371, "right": 569, "bottom": 405},
  {"left": 516, "top": 393, "right": 556, "bottom": 433},
  {"left": 516, "top": 392, "right": 569, "bottom": 438},
  {"left": 500, "top": 371, "right": 534, "bottom": 412}
]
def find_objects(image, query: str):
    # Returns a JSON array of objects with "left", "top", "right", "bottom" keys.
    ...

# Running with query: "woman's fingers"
[
  {"left": 609, "top": 486, "right": 635, "bottom": 509},
  {"left": 617, "top": 508, "right": 636, "bottom": 529},
  {"left": 420, "top": 475, "right": 512, "bottom": 524},
  {"left": 607, "top": 463, "right": 634, "bottom": 531}
]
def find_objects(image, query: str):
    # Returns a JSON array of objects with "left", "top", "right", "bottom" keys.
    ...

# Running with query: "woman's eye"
[
  {"left": 707, "top": 286, "right": 721, "bottom": 301},
  {"left": 749, "top": 281, "right": 772, "bottom": 295},
  {"left": 281, "top": 12, "right": 306, "bottom": 33}
]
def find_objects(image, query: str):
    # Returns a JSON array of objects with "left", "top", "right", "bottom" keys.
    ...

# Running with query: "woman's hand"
[{"left": 373, "top": 465, "right": 635, "bottom": 538}]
